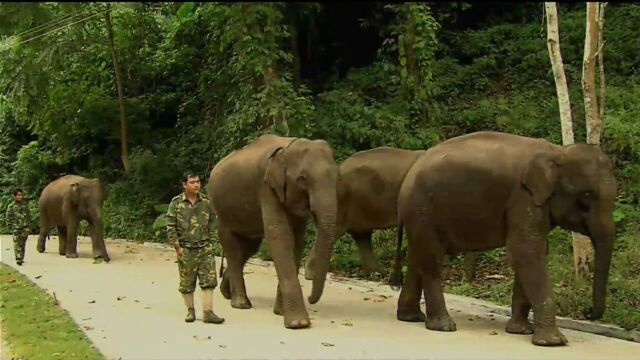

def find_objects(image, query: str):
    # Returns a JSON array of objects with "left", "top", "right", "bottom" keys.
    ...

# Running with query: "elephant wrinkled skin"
[
  {"left": 208, "top": 134, "right": 339, "bottom": 329},
  {"left": 37, "top": 175, "right": 110, "bottom": 261},
  {"left": 393, "top": 131, "right": 617, "bottom": 347}
]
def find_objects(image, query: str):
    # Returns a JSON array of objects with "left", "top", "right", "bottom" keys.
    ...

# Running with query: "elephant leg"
[
  {"left": 275, "top": 220, "right": 307, "bottom": 316},
  {"left": 352, "top": 231, "right": 378, "bottom": 275},
  {"left": 88, "top": 222, "right": 110, "bottom": 261},
  {"left": 463, "top": 252, "right": 477, "bottom": 282},
  {"left": 411, "top": 224, "right": 455, "bottom": 332},
  {"left": 57, "top": 226, "right": 67, "bottom": 256},
  {"left": 65, "top": 220, "right": 79, "bottom": 258},
  {"left": 508, "top": 235, "right": 566, "bottom": 346},
  {"left": 396, "top": 258, "right": 426, "bottom": 322},
  {"left": 37, "top": 214, "right": 49, "bottom": 253},
  {"left": 218, "top": 226, "right": 253, "bottom": 309},
  {"left": 506, "top": 270, "right": 534, "bottom": 334}
]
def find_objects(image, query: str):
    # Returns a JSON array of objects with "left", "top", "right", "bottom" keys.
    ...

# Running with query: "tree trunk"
[
  {"left": 403, "top": 4, "right": 429, "bottom": 126},
  {"left": 545, "top": 2, "right": 575, "bottom": 146},
  {"left": 105, "top": 4, "right": 129, "bottom": 172},
  {"left": 289, "top": 9, "right": 301, "bottom": 88}
]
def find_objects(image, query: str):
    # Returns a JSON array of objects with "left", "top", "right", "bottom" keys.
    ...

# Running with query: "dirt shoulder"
[{"left": 1, "top": 235, "right": 638, "bottom": 360}]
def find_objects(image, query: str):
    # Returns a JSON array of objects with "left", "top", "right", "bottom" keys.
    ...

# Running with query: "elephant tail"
[
  {"left": 219, "top": 251, "right": 225, "bottom": 279},
  {"left": 389, "top": 221, "right": 404, "bottom": 291}
]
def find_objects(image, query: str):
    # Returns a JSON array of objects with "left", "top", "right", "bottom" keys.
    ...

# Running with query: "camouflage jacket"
[
  {"left": 5, "top": 200, "right": 30, "bottom": 233},
  {"left": 166, "top": 192, "right": 216, "bottom": 249}
]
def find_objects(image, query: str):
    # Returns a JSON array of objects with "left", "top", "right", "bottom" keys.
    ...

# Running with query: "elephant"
[
  {"left": 37, "top": 175, "right": 110, "bottom": 261},
  {"left": 391, "top": 131, "right": 617, "bottom": 346},
  {"left": 304, "top": 147, "right": 425, "bottom": 279},
  {"left": 207, "top": 134, "right": 339, "bottom": 329},
  {"left": 304, "top": 146, "right": 479, "bottom": 281}
]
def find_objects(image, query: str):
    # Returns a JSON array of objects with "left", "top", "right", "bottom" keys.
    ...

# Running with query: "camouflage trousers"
[
  {"left": 12, "top": 230, "right": 28, "bottom": 261},
  {"left": 177, "top": 243, "right": 218, "bottom": 293}
]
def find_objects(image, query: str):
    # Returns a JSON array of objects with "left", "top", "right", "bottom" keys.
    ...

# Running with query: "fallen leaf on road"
[
  {"left": 341, "top": 319, "right": 353, "bottom": 326},
  {"left": 321, "top": 342, "right": 335, "bottom": 347},
  {"left": 83, "top": 326, "right": 94, "bottom": 330},
  {"left": 82, "top": 317, "right": 92, "bottom": 321},
  {"left": 117, "top": 296, "right": 126, "bottom": 301},
  {"left": 124, "top": 248, "right": 137, "bottom": 254},
  {"left": 372, "top": 295, "right": 388, "bottom": 303},
  {"left": 489, "top": 331, "right": 498, "bottom": 335},
  {"left": 144, "top": 306, "right": 151, "bottom": 309},
  {"left": 280, "top": 341, "right": 285, "bottom": 344},
  {"left": 35, "top": 275, "right": 43, "bottom": 279},
  {"left": 88, "top": 300, "right": 96, "bottom": 304},
  {"left": 4, "top": 278, "right": 16, "bottom": 283},
  {"left": 363, "top": 297, "right": 370, "bottom": 301},
  {"left": 330, "top": 320, "right": 335, "bottom": 323},
  {"left": 218, "top": 345, "right": 226, "bottom": 348},
  {"left": 134, "top": 300, "right": 140, "bottom": 303}
]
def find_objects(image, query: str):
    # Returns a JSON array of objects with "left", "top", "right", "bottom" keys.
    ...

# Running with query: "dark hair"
[
  {"left": 13, "top": 188, "right": 23, "bottom": 196},
  {"left": 182, "top": 171, "right": 199, "bottom": 183}
]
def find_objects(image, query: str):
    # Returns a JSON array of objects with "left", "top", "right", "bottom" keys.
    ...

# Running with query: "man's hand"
[{"left": 176, "top": 247, "right": 184, "bottom": 256}]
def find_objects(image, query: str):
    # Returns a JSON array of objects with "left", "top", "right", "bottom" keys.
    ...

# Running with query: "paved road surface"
[{"left": 1, "top": 235, "right": 638, "bottom": 360}]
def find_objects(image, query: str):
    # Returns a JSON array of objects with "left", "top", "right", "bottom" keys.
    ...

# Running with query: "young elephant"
[
  {"left": 304, "top": 147, "right": 425, "bottom": 279},
  {"left": 208, "top": 134, "right": 339, "bottom": 329},
  {"left": 393, "top": 131, "right": 617, "bottom": 347},
  {"left": 37, "top": 175, "right": 110, "bottom": 261}
]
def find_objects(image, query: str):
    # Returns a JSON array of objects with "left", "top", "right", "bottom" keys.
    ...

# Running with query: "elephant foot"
[
  {"left": 59, "top": 250, "right": 66, "bottom": 256},
  {"left": 230, "top": 296, "right": 252, "bottom": 309},
  {"left": 426, "top": 315, "right": 457, "bottom": 332},
  {"left": 94, "top": 255, "right": 110, "bottom": 263},
  {"left": 506, "top": 318, "right": 534, "bottom": 335},
  {"left": 397, "top": 309, "right": 426, "bottom": 322},
  {"left": 220, "top": 278, "right": 231, "bottom": 300},
  {"left": 284, "top": 313, "right": 311, "bottom": 329},
  {"left": 531, "top": 326, "right": 568, "bottom": 346},
  {"left": 66, "top": 252, "right": 79, "bottom": 258},
  {"left": 37, "top": 244, "right": 45, "bottom": 253}
]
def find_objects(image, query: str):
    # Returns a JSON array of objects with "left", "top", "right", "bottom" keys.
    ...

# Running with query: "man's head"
[
  {"left": 13, "top": 189, "right": 23, "bottom": 202},
  {"left": 182, "top": 171, "right": 201, "bottom": 196}
]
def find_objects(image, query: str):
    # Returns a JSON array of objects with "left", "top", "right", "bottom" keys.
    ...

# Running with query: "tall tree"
[
  {"left": 105, "top": 3, "right": 129, "bottom": 172},
  {"left": 574, "top": 2, "right": 608, "bottom": 280}
]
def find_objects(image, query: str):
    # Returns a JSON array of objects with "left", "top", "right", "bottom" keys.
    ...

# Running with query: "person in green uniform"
[
  {"left": 5, "top": 189, "right": 30, "bottom": 266},
  {"left": 166, "top": 171, "right": 224, "bottom": 324}
]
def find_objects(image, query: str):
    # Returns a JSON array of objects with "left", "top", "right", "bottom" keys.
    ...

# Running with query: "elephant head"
[
  {"left": 69, "top": 178, "right": 108, "bottom": 258},
  {"left": 265, "top": 138, "right": 339, "bottom": 304},
  {"left": 522, "top": 143, "right": 618, "bottom": 319}
]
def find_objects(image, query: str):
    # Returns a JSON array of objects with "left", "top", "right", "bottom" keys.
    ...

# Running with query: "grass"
[{"left": 0, "top": 264, "right": 106, "bottom": 360}]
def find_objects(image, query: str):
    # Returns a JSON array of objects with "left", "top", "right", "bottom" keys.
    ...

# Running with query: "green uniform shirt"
[
  {"left": 5, "top": 200, "right": 30, "bottom": 233},
  {"left": 166, "top": 192, "right": 216, "bottom": 249}
]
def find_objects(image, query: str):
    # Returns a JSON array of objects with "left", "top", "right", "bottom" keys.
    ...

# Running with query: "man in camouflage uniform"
[
  {"left": 5, "top": 189, "right": 30, "bottom": 266},
  {"left": 166, "top": 171, "right": 224, "bottom": 324}
]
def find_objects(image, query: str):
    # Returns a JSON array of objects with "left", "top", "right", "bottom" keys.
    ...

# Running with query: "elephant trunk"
[
  {"left": 588, "top": 215, "right": 615, "bottom": 320},
  {"left": 308, "top": 195, "right": 338, "bottom": 305}
]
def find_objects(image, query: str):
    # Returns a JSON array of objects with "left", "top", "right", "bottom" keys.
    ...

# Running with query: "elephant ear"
[
  {"left": 522, "top": 152, "right": 562, "bottom": 206},
  {"left": 265, "top": 147, "right": 287, "bottom": 204},
  {"left": 69, "top": 182, "right": 81, "bottom": 205}
]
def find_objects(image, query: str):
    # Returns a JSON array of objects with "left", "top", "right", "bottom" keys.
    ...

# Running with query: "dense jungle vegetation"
[{"left": 1, "top": 2, "right": 638, "bottom": 331}]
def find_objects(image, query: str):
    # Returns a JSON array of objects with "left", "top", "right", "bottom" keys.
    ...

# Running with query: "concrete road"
[{"left": 1, "top": 235, "right": 638, "bottom": 360}]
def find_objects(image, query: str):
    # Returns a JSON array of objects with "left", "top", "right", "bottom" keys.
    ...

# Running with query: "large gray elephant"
[
  {"left": 392, "top": 131, "right": 617, "bottom": 346},
  {"left": 208, "top": 134, "right": 339, "bottom": 329},
  {"left": 304, "top": 146, "right": 479, "bottom": 281},
  {"left": 304, "top": 147, "right": 424, "bottom": 279},
  {"left": 37, "top": 175, "right": 110, "bottom": 261}
]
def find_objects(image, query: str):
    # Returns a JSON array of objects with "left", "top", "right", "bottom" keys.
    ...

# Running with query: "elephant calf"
[
  {"left": 208, "top": 134, "right": 339, "bottom": 329},
  {"left": 393, "top": 131, "right": 617, "bottom": 346},
  {"left": 37, "top": 175, "right": 110, "bottom": 261}
]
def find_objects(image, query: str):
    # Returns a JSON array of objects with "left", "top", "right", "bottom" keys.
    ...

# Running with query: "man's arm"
[
  {"left": 166, "top": 199, "right": 180, "bottom": 250},
  {"left": 208, "top": 205, "right": 217, "bottom": 244},
  {"left": 5, "top": 204, "right": 14, "bottom": 231}
]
